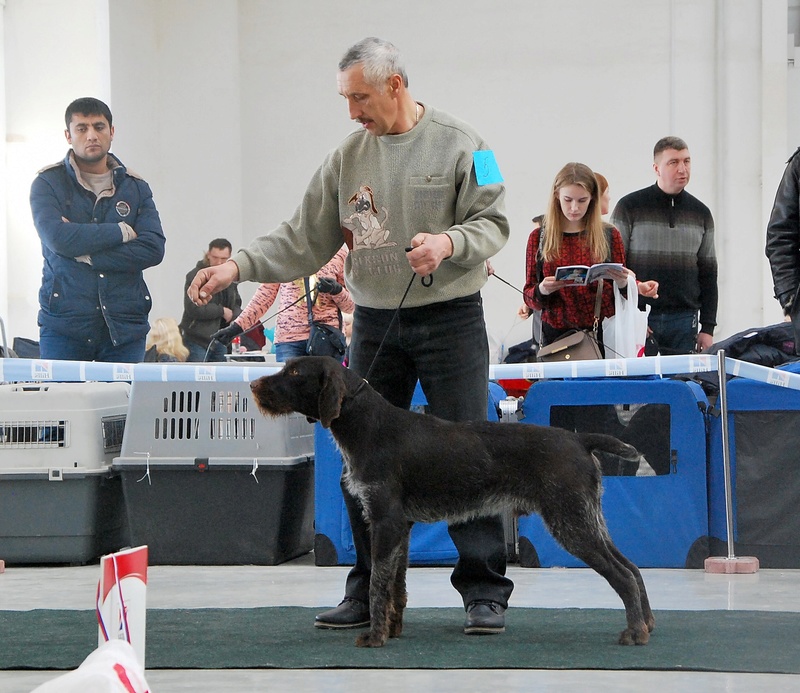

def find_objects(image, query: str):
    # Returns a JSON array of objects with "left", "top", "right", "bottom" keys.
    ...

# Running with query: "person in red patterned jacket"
[
  {"left": 522, "top": 162, "right": 657, "bottom": 351},
  {"left": 212, "top": 245, "right": 354, "bottom": 362}
]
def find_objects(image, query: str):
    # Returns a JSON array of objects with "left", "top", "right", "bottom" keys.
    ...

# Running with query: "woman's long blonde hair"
[
  {"left": 541, "top": 162, "right": 608, "bottom": 263},
  {"left": 146, "top": 317, "right": 189, "bottom": 362}
]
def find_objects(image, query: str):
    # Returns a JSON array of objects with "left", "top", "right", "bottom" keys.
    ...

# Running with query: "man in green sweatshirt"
[{"left": 189, "top": 36, "right": 512, "bottom": 635}]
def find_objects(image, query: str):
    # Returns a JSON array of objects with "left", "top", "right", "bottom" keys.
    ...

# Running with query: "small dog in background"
[{"left": 250, "top": 356, "right": 655, "bottom": 648}]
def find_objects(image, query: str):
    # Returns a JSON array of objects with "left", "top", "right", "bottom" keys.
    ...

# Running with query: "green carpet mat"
[{"left": 1, "top": 607, "right": 798, "bottom": 673}]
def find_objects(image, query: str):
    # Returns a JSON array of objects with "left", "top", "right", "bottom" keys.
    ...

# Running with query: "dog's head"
[
  {"left": 347, "top": 185, "right": 377, "bottom": 215},
  {"left": 250, "top": 356, "right": 350, "bottom": 428}
]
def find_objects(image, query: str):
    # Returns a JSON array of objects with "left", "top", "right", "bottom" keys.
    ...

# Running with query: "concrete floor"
[{"left": 2, "top": 553, "right": 800, "bottom": 692}]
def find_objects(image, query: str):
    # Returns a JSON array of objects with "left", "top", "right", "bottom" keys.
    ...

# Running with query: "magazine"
[{"left": 554, "top": 263, "right": 624, "bottom": 286}]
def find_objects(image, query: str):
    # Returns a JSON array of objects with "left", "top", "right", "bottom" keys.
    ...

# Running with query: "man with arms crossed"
[{"left": 30, "top": 97, "right": 165, "bottom": 362}]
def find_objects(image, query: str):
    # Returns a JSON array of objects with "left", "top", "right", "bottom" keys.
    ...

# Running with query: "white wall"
[
  {"left": 2, "top": 0, "right": 794, "bottom": 356},
  {"left": 3, "top": 0, "right": 111, "bottom": 346},
  {"left": 108, "top": 0, "right": 249, "bottom": 321},
  {"left": 0, "top": 0, "right": 6, "bottom": 344}
]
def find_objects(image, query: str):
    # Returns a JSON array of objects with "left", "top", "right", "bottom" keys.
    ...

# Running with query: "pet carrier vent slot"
[
  {"left": 210, "top": 417, "right": 257, "bottom": 440},
  {"left": 0, "top": 420, "right": 68, "bottom": 448},
  {"left": 153, "top": 416, "right": 200, "bottom": 440},
  {"left": 210, "top": 390, "right": 249, "bottom": 414},
  {"left": 162, "top": 389, "right": 201, "bottom": 414}
]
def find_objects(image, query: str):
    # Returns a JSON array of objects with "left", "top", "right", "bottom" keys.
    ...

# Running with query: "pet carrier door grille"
[
  {"left": 0, "top": 420, "right": 67, "bottom": 448},
  {"left": 101, "top": 415, "right": 127, "bottom": 453}
]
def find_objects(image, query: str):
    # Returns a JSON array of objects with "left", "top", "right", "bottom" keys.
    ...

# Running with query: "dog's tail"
[{"left": 578, "top": 433, "right": 641, "bottom": 463}]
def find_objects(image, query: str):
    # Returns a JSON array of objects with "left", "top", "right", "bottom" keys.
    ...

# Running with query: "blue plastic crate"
[{"left": 517, "top": 377, "right": 710, "bottom": 568}]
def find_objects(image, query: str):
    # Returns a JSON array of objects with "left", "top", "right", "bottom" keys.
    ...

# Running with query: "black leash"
[
  {"left": 361, "top": 246, "right": 436, "bottom": 381},
  {"left": 491, "top": 272, "right": 524, "bottom": 295},
  {"left": 205, "top": 290, "right": 314, "bottom": 361},
  {"left": 249, "top": 290, "right": 316, "bottom": 334},
  {"left": 362, "top": 268, "right": 523, "bottom": 377},
  {"left": 208, "top": 256, "right": 435, "bottom": 367},
  {"left": 363, "top": 271, "right": 421, "bottom": 382}
]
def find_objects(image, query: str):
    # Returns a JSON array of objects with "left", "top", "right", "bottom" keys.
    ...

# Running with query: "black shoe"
[
  {"left": 314, "top": 598, "right": 370, "bottom": 629},
  {"left": 464, "top": 600, "right": 506, "bottom": 635}
]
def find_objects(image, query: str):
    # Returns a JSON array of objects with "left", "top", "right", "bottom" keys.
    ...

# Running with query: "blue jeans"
[
  {"left": 648, "top": 311, "right": 698, "bottom": 355},
  {"left": 275, "top": 340, "right": 309, "bottom": 362},
  {"left": 186, "top": 339, "right": 227, "bottom": 362},
  {"left": 342, "top": 292, "right": 513, "bottom": 609},
  {"left": 39, "top": 326, "right": 145, "bottom": 363}
]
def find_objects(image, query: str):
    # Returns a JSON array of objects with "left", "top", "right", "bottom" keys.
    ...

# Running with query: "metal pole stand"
[
  {"left": 498, "top": 396, "right": 523, "bottom": 561},
  {"left": 704, "top": 349, "right": 759, "bottom": 574}
]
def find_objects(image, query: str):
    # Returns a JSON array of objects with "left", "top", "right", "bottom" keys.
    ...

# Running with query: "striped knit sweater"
[{"left": 611, "top": 183, "right": 718, "bottom": 335}]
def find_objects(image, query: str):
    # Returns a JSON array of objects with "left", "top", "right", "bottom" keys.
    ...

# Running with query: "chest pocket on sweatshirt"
[{"left": 409, "top": 175, "right": 451, "bottom": 214}]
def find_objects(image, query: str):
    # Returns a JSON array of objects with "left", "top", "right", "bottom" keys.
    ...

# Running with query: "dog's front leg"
[{"left": 355, "top": 513, "right": 408, "bottom": 648}]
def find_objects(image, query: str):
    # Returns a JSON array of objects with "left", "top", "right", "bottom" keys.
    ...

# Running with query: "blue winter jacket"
[{"left": 30, "top": 151, "right": 166, "bottom": 346}]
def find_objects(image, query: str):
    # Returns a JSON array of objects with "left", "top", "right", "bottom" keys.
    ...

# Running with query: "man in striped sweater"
[{"left": 611, "top": 137, "right": 718, "bottom": 354}]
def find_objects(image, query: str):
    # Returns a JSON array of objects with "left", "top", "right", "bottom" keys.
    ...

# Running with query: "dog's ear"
[{"left": 318, "top": 362, "right": 346, "bottom": 428}]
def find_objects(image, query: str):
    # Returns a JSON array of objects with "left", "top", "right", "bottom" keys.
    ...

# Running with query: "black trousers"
[{"left": 341, "top": 294, "right": 514, "bottom": 608}]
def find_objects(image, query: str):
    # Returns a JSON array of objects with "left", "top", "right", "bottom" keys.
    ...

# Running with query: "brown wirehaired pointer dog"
[{"left": 250, "top": 356, "right": 655, "bottom": 648}]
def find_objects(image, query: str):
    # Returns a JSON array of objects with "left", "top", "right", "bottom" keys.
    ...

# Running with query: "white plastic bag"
[
  {"left": 97, "top": 545, "right": 148, "bottom": 667},
  {"left": 602, "top": 274, "right": 650, "bottom": 358},
  {"left": 31, "top": 640, "right": 150, "bottom": 693}
]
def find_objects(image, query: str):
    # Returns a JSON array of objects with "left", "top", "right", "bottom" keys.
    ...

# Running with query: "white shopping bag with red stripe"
[
  {"left": 31, "top": 640, "right": 150, "bottom": 693},
  {"left": 96, "top": 545, "right": 149, "bottom": 668}
]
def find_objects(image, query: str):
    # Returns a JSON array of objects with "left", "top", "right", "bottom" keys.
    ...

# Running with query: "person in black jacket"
[
  {"left": 766, "top": 147, "right": 800, "bottom": 354},
  {"left": 179, "top": 238, "right": 242, "bottom": 361}
]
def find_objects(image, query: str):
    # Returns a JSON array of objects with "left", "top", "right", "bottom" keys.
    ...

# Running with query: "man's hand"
[
  {"left": 637, "top": 280, "right": 659, "bottom": 299},
  {"left": 119, "top": 222, "right": 137, "bottom": 242},
  {"left": 696, "top": 332, "right": 714, "bottom": 353},
  {"left": 188, "top": 261, "right": 239, "bottom": 305},
  {"left": 406, "top": 233, "right": 453, "bottom": 276}
]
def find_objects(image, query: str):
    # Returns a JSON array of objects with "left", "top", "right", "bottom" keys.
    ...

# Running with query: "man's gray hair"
[
  {"left": 338, "top": 37, "right": 408, "bottom": 90},
  {"left": 653, "top": 136, "right": 689, "bottom": 159}
]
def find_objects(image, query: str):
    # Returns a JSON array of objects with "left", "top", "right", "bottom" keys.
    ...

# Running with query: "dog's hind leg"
[
  {"left": 387, "top": 522, "right": 412, "bottom": 639},
  {"left": 542, "top": 500, "right": 650, "bottom": 646},
  {"left": 355, "top": 509, "right": 409, "bottom": 648},
  {"left": 606, "top": 541, "right": 655, "bottom": 633}
]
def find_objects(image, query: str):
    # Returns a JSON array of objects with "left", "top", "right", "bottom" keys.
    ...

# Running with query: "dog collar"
[{"left": 349, "top": 379, "right": 368, "bottom": 399}]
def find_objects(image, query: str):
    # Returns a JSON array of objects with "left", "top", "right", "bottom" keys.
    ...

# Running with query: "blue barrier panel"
[
  {"left": 517, "top": 378, "right": 710, "bottom": 568},
  {"left": 707, "top": 362, "right": 800, "bottom": 567}
]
